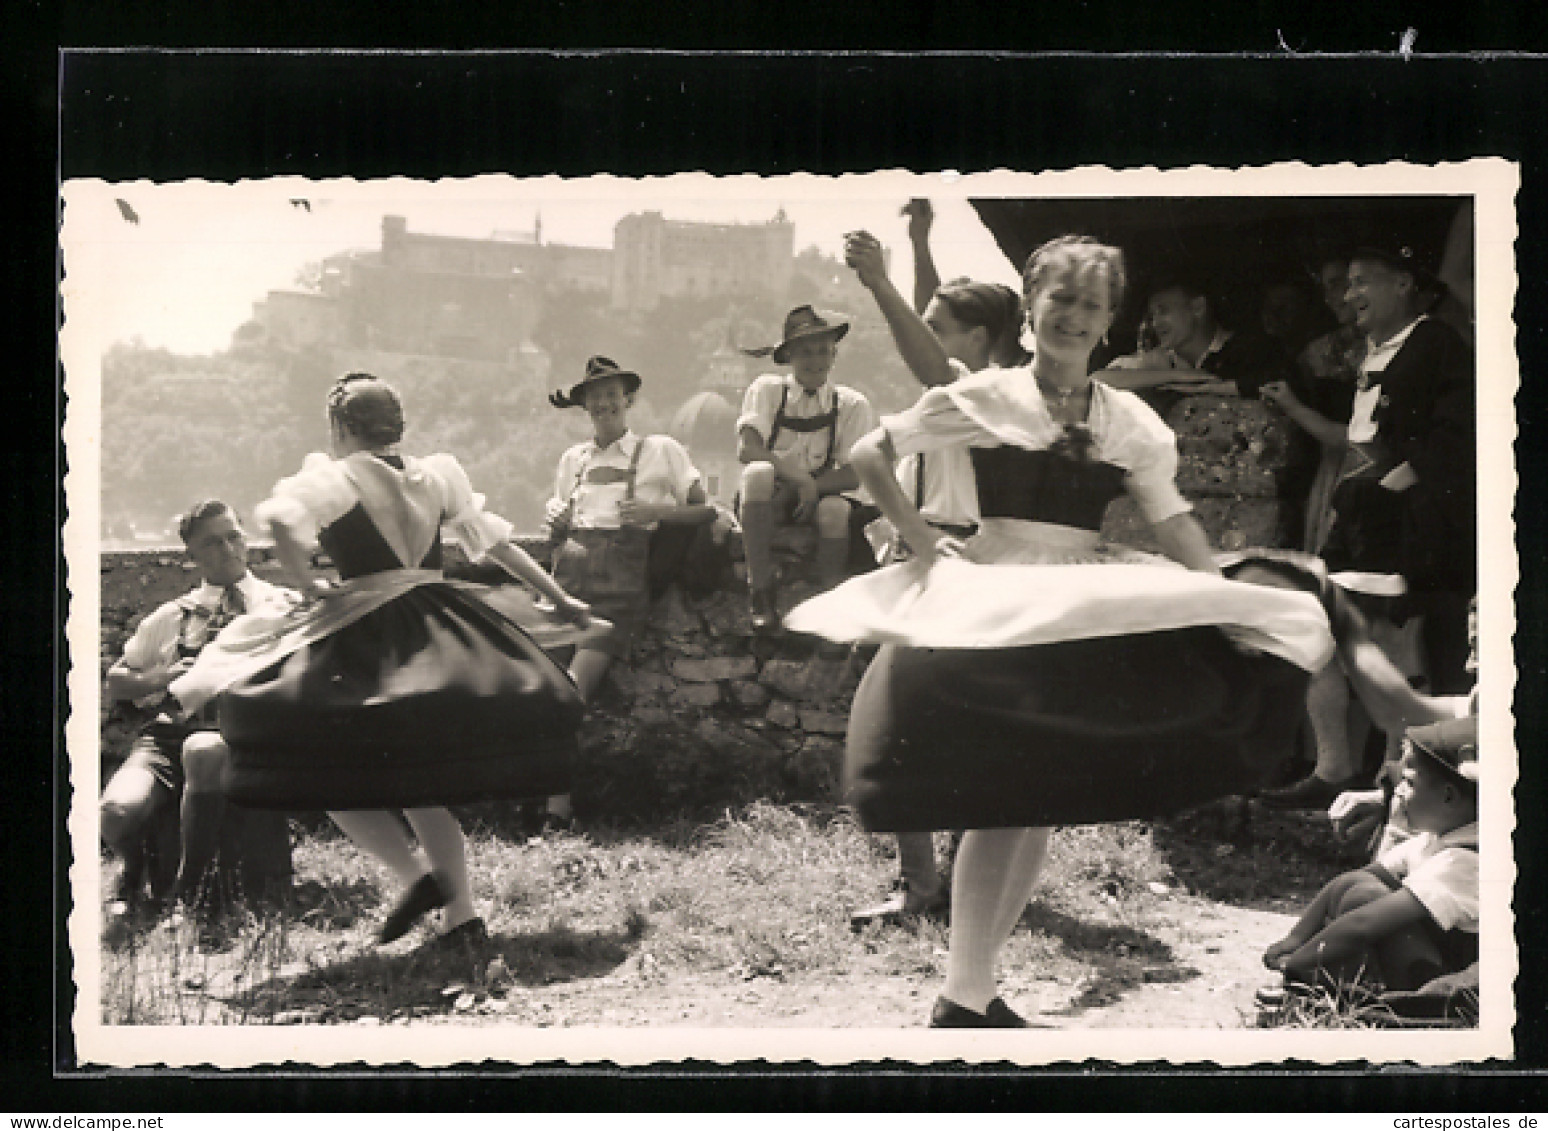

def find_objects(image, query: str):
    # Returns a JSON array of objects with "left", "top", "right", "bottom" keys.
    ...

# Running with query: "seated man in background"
[
  {"left": 1101, "top": 277, "right": 1294, "bottom": 417},
  {"left": 737, "top": 305, "right": 879, "bottom": 633},
  {"left": 100, "top": 500, "right": 298, "bottom": 933}
]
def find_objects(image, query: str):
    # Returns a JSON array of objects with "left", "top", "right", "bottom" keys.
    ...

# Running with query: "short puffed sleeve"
[
  {"left": 879, "top": 381, "right": 985, "bottom": 459},
  {"left": 1104, "top": 391, "right": 1191, "bottom": 525},
  {"left": 254, "top": 452, "right": 358, "bottom": 547},
  {"left": 420, "top": 452, "right": 513, "bottom": 561}
]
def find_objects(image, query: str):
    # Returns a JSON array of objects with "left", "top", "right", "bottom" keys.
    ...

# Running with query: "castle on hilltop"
[{"left": 245, "top": 210, "right": 803, "bottom": 362}]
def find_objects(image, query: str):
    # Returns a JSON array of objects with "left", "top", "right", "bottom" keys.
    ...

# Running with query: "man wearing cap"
[
  {"left": 1262, "top": 715, "right": 1479, "bottom": 994},
  {"left": 101, "top": 500, "right": 299, "bottom": 934},
  {"left": 736, "top": 305, "right": 879, "bottom": 632},
  {"left": 1261, "top": 242, "right": 1475, "bottom": 811},
  {"left": 541, "top": 357, "right": 714, "bottom": 827}
]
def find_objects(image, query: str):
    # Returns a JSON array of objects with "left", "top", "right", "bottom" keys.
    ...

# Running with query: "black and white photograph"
[{"left": 60, "top": 158, "right": 1518, "bottom": 1068}]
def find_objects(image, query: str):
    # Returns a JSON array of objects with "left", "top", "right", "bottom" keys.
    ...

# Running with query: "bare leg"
[
  {"left": 328, "top": 809, "right": 426, "bottom": 888},
  {"left": 943, "top": 827, "right": 1049, "bottom": 1012},
  {"left": 402, "top": 808, "right": 476, "bottom": 930},
  {"left": 173, "top": 733, "right": 229, "bottom": 903},
  {"left": 1307, "top": 662, "right": 1358, "bottom": 782},
  {"left": 547, "top": 647, "right": 614, "bottom": 822}
]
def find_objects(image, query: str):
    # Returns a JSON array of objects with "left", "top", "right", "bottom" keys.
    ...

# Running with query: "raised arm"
[
  {"left": 844, "top": 230, "right": 955, "bottom": 389},
  {"left": 903, "top": 199, "right": 940, "bottom": 315}
]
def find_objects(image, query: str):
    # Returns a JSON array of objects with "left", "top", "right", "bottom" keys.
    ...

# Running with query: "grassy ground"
[{"left": 99, "top": 799, "right": 1388, "bottom": 1029}]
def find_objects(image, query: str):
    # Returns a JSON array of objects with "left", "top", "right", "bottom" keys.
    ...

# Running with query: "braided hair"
[{"left": 326, "top": 372, "right": 404, "bottom": 448}]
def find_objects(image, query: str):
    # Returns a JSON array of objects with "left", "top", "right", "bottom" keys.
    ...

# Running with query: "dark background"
[{"left": 12, "top": 5, "right": 1548, "bottom": 1111}]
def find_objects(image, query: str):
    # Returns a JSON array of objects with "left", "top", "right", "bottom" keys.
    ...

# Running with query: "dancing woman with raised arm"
[
  {"left": 789, "top": 233, "right": 1336, "bottom": 1026},
  {"left": 170, "top": 374, "right": 595, "bottom": 947}
]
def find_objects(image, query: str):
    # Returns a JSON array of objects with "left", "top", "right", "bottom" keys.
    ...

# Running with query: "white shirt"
[
  {"left": 736, "top": 373, "right": 877, "bottom": 487},
  {"left": 119, "top": 573, "right": 298, "bottom": 707},
  {"left": 1378, "top": 819, "right": 1479, "bottom": 933},
  {"left": 256, "top": 451, "right": 514, "bottom": 563},
  {"left": 894, "top": 359, "right": 980, "bottom": 527},
  {"left": 550, "top": 430, "right": 702, "bottom": 531},
  {"left": 1348, "top": 315, "right": 1428, "bottom": 444}
]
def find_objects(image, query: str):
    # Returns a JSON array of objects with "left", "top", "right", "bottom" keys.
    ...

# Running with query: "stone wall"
[{"left": 95, "top": 394, "right": 1292, "bottom": 826}]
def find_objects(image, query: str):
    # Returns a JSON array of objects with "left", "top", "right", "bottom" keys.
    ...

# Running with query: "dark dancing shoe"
[
  {"left": 928, "top": 995, "right": 1029, "bottom": 1029},
  {"left": 849, "top": 881, "right": 950, "bottom": 931},
  {"left": 420, "top": 917, "right": 488, "bottom": 955},
  {"left": 749, "top": 587, "right": 782, "bottom": 634},
  {"left": 1256, "top": 773, "right": 1365, "bottom": 812},
  {"left": 379, "top": 871, "right": 452, "bottom": 944}
]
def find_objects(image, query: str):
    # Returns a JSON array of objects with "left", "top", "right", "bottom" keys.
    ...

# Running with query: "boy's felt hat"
[
  {"left": 550, "top": 356, "right": 643, "bottom": 409},
  {"left": 1406, "top": 715, "right": 1479, "bottom": 787},
  {"left": 743, "top": 305, "right": 850, "bottom": 365}
]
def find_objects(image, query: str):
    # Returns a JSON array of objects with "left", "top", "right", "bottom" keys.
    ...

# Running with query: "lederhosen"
[
  {"left": 756, "top": 385, "right": 879, "bottom": 573},
  {"left": 550, "top": 437, "right": 653, "bottom": 657}
]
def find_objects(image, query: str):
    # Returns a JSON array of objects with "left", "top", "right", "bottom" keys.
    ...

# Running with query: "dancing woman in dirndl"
[
  {"left": 171, "top": 374, "right": 597, "bottom": 947},
  {"left": 787, "top": 233, "right": 1336, "bottom": 1026}
]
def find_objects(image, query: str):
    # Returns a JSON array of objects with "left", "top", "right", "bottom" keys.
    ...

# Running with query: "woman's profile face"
[{"left": 1027, "top": 263, "right": 1114, "bottom": 363}]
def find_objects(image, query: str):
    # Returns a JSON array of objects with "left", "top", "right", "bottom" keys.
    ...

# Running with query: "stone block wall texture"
[{"left": 94, "top": 395, "right": 1294, "bottom": 826}]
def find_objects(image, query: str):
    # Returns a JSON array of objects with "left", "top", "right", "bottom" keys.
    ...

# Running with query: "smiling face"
[
  {"left": 1027, "top": 265, "right": 1115, "bottom": 366},
  {"left": 582, "top": 376, "right": 633, "bottom": 443},
  {"left": 184, "top": 509, "right": 249, "bottom": 588},
  {"left": 924, "top": 297, "right": 991, "bottom": 371},
  {"left": 1145, "top": 287, "right": 1207, "bottom": 353},
  {"left": 1345, "top": 256, "right": 1416, "bottom": 341},
  {"left": 785, "top": 334, "right": 839, "bottom": 392}
]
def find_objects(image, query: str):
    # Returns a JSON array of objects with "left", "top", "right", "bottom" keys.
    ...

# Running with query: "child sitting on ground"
[{"left": 1261, "top": 715, "right": 1479, "bottom": 993}]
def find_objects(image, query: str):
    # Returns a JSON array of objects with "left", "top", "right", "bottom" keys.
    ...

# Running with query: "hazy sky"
[{"left": 61, "top": 173, "right": 1024, "bottom": 358}]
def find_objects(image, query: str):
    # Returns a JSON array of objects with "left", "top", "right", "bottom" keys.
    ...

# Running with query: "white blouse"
[
  {"left": 880, "top": 367, "right": 1191, "bottom": 526},
  {"left": 255, "top": 451, "right": 513, "bottom": 563}
]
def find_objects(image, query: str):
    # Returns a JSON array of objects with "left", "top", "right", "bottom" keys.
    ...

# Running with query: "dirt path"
[{"left": 411, "top": 901, "right": 1295, "bottom": 1030}]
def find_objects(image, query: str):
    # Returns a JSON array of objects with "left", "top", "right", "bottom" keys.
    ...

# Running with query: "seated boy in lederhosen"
[
  {"left": 736, "top": 305, "right": 879, "bottom": 633},
  {"left": 542, "top": 356, "right": 715, "bottom": 827}
]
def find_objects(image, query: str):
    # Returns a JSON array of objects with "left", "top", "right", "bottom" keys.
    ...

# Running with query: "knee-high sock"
[
  {"left": 895, "top": 831, "right": 942, "bottom": 895},
  {"left": 944, "top": 827, "right": 1038, "bottom": 1013},
  {"left": 403, "top": 808, "right": 475, "bottom": 930},
  {"left": 1307, "top": 663, "right": 1357, "bottom": 782},
  {"left": 815, "top": 535, "right": 850, "bottom": 591},
  {"left": 740, "top": 500, "right": 775, "bottom": 590},
  {"left": 174, "top": 788, "right": 227, "bottom": 903},
  {"left": 329, "top": 810, "right": 426, "bottom": 888}
]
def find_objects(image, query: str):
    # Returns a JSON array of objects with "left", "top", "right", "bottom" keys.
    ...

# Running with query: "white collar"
[
  {"left": 194, "top": 572, "right": 258, "bottom": 606},
  {"left": 1366, "top": 314, "right": 1426, "bottom": 356},
  {"left": 1426, "top": 820, "right": 1479, "bottom": 851},
  {"left": 590, "top": 429, "right": 639, "bottom": 457},
  {"left": 1170, "top": 327, "right": 1232, "bottom": 369},
  {"left": 785, "top": 375, "right": 832, "bottom": 404}
]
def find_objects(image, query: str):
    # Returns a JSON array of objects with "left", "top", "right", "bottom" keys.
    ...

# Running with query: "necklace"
[{"left": 1036, "top": 375, "right": 1087, "bottom": 412}]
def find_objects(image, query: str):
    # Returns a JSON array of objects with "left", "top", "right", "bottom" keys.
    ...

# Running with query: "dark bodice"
[
  {"left": 318, "top": 503, "right": 444, "bottom": 580},
  {"left": 970, "top": 445, "right": 1127, "bottom": 531}
]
